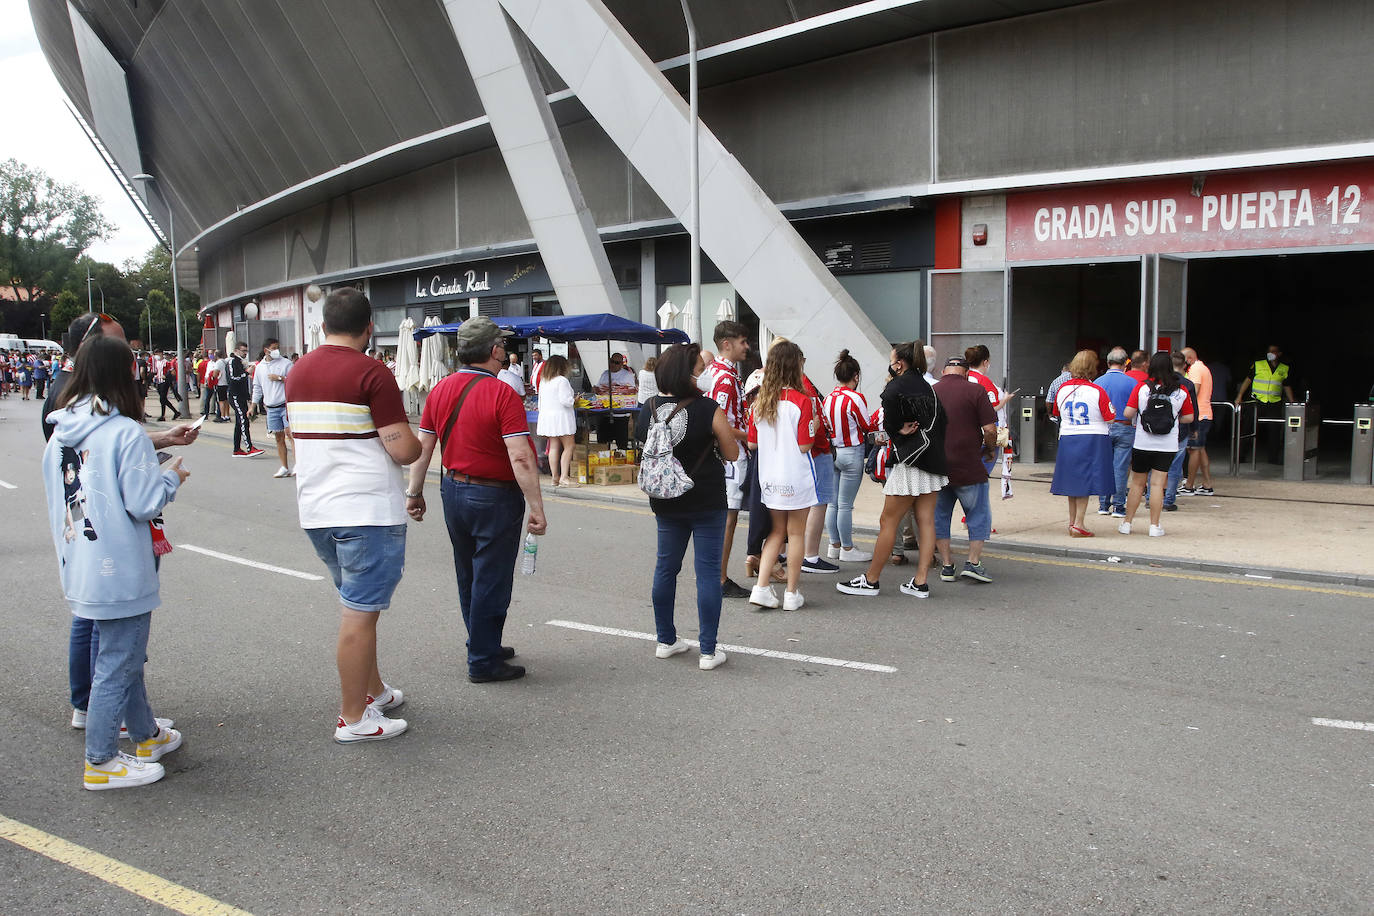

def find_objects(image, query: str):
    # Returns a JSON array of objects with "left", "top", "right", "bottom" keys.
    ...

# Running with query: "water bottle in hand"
[{"left": 520, "top": 532, "right": 538, "bottom": 575}]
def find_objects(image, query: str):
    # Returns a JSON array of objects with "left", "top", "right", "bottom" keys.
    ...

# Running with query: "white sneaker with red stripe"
[
  {"left": 365, "top": 684, "right": 404, "bottom": 713},
  {"left": 334, "top": 705, "right": 408, "bottom": 744}
]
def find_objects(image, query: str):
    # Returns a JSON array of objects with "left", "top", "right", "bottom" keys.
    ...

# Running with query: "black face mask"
[{"left": 888, "top": 363, "right": 901, "bottom": 378}]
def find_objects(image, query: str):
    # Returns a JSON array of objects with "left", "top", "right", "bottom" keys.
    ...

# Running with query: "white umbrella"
[
  {"left": 419, "top": 317, "right": 450, "bottom": 391},
  {"left": 308, "top": 323, "right": 321, "bottom": 351},
  {"left": 395, "top": 317, "right": 420, "bottom": 391},
  {"left": 715, "top": 298, "right": 735, "bottom": 322},
  {"left": 224, "top": 330, "right": 237, "bottom": 359},
  {"left": 657, "top": 300, "right": 680, "bottom": 330},
  {"left": 680, "top": 298, "right": 696, "bottom": 341}
]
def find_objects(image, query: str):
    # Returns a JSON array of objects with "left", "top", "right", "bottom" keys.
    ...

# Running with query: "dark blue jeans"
[
  {"left": 1100, "top": 423, "right": 1134, "bottom": 512},
  {"left": 440, "top": 477, "right": 525, "bottom": 674},
  {"left": 652, "top": 510, "right": 726, "bottom": 656},
  {"left": 69, "top": 616, "right": 98, "bottom": 712}
]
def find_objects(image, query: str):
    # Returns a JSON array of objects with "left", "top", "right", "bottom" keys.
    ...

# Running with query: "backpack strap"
[{"left": 438, "top": 374, "right": 486, "bottom": 457}]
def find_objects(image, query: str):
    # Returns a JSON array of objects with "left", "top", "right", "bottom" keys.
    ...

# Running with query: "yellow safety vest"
[{"left": 1251, "top": 360, "right": 1289, "bottom": 403}]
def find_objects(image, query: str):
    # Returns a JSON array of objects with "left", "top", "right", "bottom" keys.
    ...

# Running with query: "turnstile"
[
  {"left": 1018, "top": 395, "right": 1041, "bottom": 464},
  {"left": 1352, "top": 404, "right": 1374, "bottom": 485},
  {"left": 1282, "top": 402, "right": 1320, "bottom": 481}
]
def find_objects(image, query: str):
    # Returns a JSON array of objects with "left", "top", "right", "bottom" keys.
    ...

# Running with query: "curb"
[
  {"left": 172, "top": 419, "right": 1374, "bottom": 591},
  {"left": 541, "top": 482, "right": 1374, "bottom": 591}
]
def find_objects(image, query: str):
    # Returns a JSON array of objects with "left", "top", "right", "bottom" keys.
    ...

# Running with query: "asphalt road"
[{"left": 1, "top": 398, "right": 1370, "bottom": 915}]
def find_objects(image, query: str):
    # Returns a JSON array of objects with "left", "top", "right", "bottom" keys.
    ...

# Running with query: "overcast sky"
[{"left": 1, "top": 0, "right": 158, "bottom": 267}]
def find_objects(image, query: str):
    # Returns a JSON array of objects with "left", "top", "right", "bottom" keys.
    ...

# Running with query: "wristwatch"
[{"left": 404, "top": 491, "right": 423, "bottom": 499}]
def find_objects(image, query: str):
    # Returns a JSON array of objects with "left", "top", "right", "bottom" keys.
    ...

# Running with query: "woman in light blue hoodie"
[{"left": 43, "top": 336, "right": 190, "bottom": 790}]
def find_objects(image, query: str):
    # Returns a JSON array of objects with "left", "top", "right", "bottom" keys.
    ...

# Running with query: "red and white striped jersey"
[
  {"left": 823, "top": 386, "right": 875, "bottom": 448},
  {"left": 706, "top": 358, "right": 743, "bottom": 431}
]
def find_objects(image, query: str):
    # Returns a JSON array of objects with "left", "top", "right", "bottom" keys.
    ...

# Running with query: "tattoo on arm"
[{"left": 383, "top": 430, "right": 402, "bottom": 443}]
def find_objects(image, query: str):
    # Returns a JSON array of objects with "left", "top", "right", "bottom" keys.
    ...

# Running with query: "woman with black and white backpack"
[
  {"left": 1119, "top": 351, "right": 1195, "bottom": 537},
  {"left": 644, "top": 343, "right": 740, "bottom": 671}
]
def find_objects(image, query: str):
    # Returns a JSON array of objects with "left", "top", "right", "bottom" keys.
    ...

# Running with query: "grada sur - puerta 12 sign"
[{"left": 1005, "top": 162, "right": 1374, "bottom": 261}]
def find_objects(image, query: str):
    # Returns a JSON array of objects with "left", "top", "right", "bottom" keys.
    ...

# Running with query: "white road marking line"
[
  {"left": 546, "top": 619, "right": 897, "bottom": 673},
  {"left": 0, "top": 479, "right": 16, "bottom": 489},
  {"left": 179, "top": 544, "right": 324, "bottom": 581},
  {"left": 1311, "top": 717, "right": 1374, "bottom": 732}
]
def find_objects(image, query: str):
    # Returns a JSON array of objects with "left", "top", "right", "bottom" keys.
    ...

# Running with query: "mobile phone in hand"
[
  {"left": 156, "top": 451, "right": 173, "bottom": 464},
  {"left": 189, "top": 414, "right": 206, "bottom": 431}
]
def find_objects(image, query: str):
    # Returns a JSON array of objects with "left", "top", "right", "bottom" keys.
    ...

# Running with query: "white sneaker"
[
  {"left": 135, "top": 727, "right": 183, "bottom": 762},
  {"left": 335, "top": 704, "right": 408, "bottom": 743},
  {"left": 119, "top": 716, "right": 173, "bottom": 738},
  {"left": 749, "top": 585, "right": 780, "bottom": 609},
  {"left": 838, "top": 546, "right": 873, "bottom": 563},
  {"left": 699, "top": 649, "right": 728, "bottom": 670},
  {"left": 273, "top": 466, "right": 294, "bottom": 478},
  {"left": 782, "top": 590, "right": 805, "bottom": 611},
  {"left": 655, "top": 639, "right": 690, "bottom": 659},
  {"left": 1118, "top": 521, "right": 1132, "bottom": 535},
  {"left": 826, "top": 544, "right": 842, "bottom": 560},
  {"left": 1148, "top": 524, "right": 1165, "bottom": 537},
  {"left": 366, "top": 684, "right": 405, "bottom": 712},
  {"left": 71, "top": 709, "right": 86, "bottom": 729},
  {"left": 84, "top": 752, "right": 164, "bottom": 791}
]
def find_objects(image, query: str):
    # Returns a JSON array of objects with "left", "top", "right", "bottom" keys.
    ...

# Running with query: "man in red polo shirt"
[{"left": 406, "top": 316, "right": 547, "bottom": 683}]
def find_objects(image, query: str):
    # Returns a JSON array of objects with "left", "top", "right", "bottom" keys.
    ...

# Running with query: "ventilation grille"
[{"left": 857, "top": 241, "right": 893, "bottom": 270}]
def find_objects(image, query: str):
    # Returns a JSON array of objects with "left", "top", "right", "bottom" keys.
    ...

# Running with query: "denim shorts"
[
  {"left": 812, "top": 451, "right": 835, "bottom": 504},
  {"left": 935, "top": 481, "right": 992, "bottom": 541},
  {"left": 305, "top": 524, "right": 407, "bottom": 612},
  {"left": 1188, "top": 418, "right": 1211, "bottom": 449},
  {"left": 266, "top": 404, "right": 289, "bottom": 432}
]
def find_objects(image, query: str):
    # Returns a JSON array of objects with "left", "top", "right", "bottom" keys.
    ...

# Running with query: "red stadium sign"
[{"left": 1005, "top": 162, "right": 1374, "bottom": 261}]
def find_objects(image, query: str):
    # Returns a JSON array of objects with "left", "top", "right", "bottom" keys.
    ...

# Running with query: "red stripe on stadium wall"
[{"left": 934, "top": 198, "right": 961, "bottom": 270}]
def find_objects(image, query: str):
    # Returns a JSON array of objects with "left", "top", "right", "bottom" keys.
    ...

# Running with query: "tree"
[
  {"left": 0, "top": 159, "right": 115, "bottom": 304},
  {"left": 50, "top": 289, "right": 82, "bottom": 340},
  {"left": 124, "top": 244, "right": 200, "bottom": 346}
]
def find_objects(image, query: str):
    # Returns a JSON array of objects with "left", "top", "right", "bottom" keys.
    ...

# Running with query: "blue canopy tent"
[
  {"left": 416, "top": 315, "right": 687, "bottom": 481},
  {"left": 412, "top": 313, "right": 689, "bottom": 345}
]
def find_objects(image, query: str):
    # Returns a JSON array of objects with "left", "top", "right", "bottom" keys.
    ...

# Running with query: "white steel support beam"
[
  {"left": 495, "top": 0, "right": 892, "bottom": 395},
  {"left": 444, "top": 0, "right": 633, "bottom": 373}
]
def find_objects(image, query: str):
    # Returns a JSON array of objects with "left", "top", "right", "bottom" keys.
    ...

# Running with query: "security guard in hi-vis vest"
[{"left": 1235, "top": 344, "right": 1296, "bottom": 464}]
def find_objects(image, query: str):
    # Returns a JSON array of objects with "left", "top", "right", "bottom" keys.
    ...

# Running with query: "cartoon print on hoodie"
[{"left": 60, "top": 446, "right": 97, "bottom": 542}]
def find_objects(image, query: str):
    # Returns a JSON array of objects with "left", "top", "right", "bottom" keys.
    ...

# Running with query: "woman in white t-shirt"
[
  {"left": 536, "top": 356, "right": 579, "bottom": 487},
  {"left": 746, "top": 339, "right": 817, "bottom": 612},
  {"left": 637, "top": 356, "right": 659, "bottom": 403},
  {"left": 1120, "top": 351, "right": 1194, "bottom": 537}
]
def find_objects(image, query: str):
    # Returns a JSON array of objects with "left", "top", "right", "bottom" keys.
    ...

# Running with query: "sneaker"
[
  {"left": 335, "top": 705, "right": 408, "bottom": 743},
  {"left": 826, "top": 544, "right": 842, "bottom": 560},
  {"left": 273, "top": 465, "right": 294, "bottom": 478},
  {"left": 84, "top": 752, "right": 164, "bottom": 791},
  {"left": 1163, "top": 503, "right": 1178, "bottom": 512},
  {"left": 71, "top": 709, "right": 87, "bottom": 729},
  {"left": 800, "top": 557, "right": 840, "bottom": 574},
  {"left": 939, "top": 564, "right": 957, "bottom": 581},
  {"left": 838, "top": 547, "right": 873, "bottom": 563},
  {"left": 782, "top": 590, "right": 805, "bottom": 611},
  {"left": 243, "top": 447, "right": 265, "bottom": 458},
  {"left": 1149, "top": 524, "right": 1166, "bottom": 537},
  {"left": 1177, "top": 486, "right": 1196, "bottom": 496},
  {"left": 1096, "top": 507, "right": 1111, "bottom": 516},
  {"left": 655, "top": 639, "right": 690, "bottom": 659},
  {"left": 1118, "top": 521, "right": 1132, "bottom": 535},
  {"left": 721, "top": 578, "right": 750, "bottom": 599},
  {"left": 899, "top": 578, "right": 930, "bottom": 598},
  {"left": 1196, "top": 486, "right": 1215, "bottom": 496},
  {"left": 699, "top": 649, "right": 728, "bottom": 670},
  {"left": 366, "top": 684, "right": 405, "bottom": 712},
  {"left": 960, "top": 562, "right": 993, "bottom": 583},
  {"left": 232, "top": 449, "right": 252, "bottom": 457},
  {"left": 1110, "top": 507, "right": 1127, "bottom": 518},
  {"left": 119, "top": 716, "right": 174, "bottom": 738},
  {"left": 836, "top": 574, "right": 880, "bottom": 597},
  {"left": 135, "top": 726, "right": 183, "bottom": 762},
  {"left": 749, "top": 584, "right": 780, "bottom": 609}
]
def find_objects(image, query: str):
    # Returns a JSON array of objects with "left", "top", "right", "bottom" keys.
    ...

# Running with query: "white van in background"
[{"left": 0, "top": 335, "right": 62, "bottom": 354}]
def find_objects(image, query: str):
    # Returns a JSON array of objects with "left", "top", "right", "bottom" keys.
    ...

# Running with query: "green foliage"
[
  {"left": 50, "top": 290, "right": 82, "bottom": 339},
  {"left": 0, "top": 158, "right": 115, "bottom": 303}
]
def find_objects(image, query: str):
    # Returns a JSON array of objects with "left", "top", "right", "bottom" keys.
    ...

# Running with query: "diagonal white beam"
[
  {"left": 498, "top": 0, "right": 893, "bottom": 392},
  {"left": 444, "top": 0, "right": 630, "bottom": 373}
]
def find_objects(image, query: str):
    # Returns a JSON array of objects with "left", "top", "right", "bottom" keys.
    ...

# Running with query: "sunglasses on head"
[{"left": 81, "top": 313, "right": 117, "bottom": 343}]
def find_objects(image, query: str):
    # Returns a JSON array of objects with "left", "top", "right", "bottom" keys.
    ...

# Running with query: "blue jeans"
[
  {"left": 1163, "top": 438, "right": 1189, "bottom": 506},
  {"left": 825, "top": 445, "right": 865, "bottom": 549},
  {"left": 934, "top": 481, "right": 992, "bottom": 542},
  {"left": 85, "top": 613, "right": 156, "bottom": 764},
  {"left": 440, "top": 477, "right": 525, "bottom": 673},
  {"left": 652, "top": 510, "right": 726, "bottom": 656},
  {"left": 1100, "top": 423, "right": 1134, "bottom": 512},
  {"left": 306, "top": 524, "right": 407, "bottom": 611},
  {"left": 69, "top": 616, "right": 98, "bottom": 712}
]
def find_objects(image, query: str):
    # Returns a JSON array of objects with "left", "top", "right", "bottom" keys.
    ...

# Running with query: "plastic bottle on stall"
[{"left": 521, "top": 532, "right": 538, "bottom": 575}]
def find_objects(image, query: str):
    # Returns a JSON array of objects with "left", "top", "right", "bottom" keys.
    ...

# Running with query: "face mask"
[
  {"left": 269, "top": 349, "right": 281, "bottom": 360},
  {"left": 1266, "top": 353, "right": 1278, "bottom": 362}
]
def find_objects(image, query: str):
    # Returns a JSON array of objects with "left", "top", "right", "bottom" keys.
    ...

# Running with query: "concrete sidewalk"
[{"left": 167, "top": 401, "right": 1374, "bottom": 589}]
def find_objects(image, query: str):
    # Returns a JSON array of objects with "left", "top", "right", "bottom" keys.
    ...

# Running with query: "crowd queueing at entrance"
[{"left": 35, "top": 290, "right": 1250, "bottom": 791}]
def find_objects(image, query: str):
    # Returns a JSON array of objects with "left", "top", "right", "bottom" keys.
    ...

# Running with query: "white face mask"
[
  {"left": 1266, "top": 353, "right": 1278, "bottom": 362},
  {"left": 269, "top": 348, "right": 281, "bottom": 360}
]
